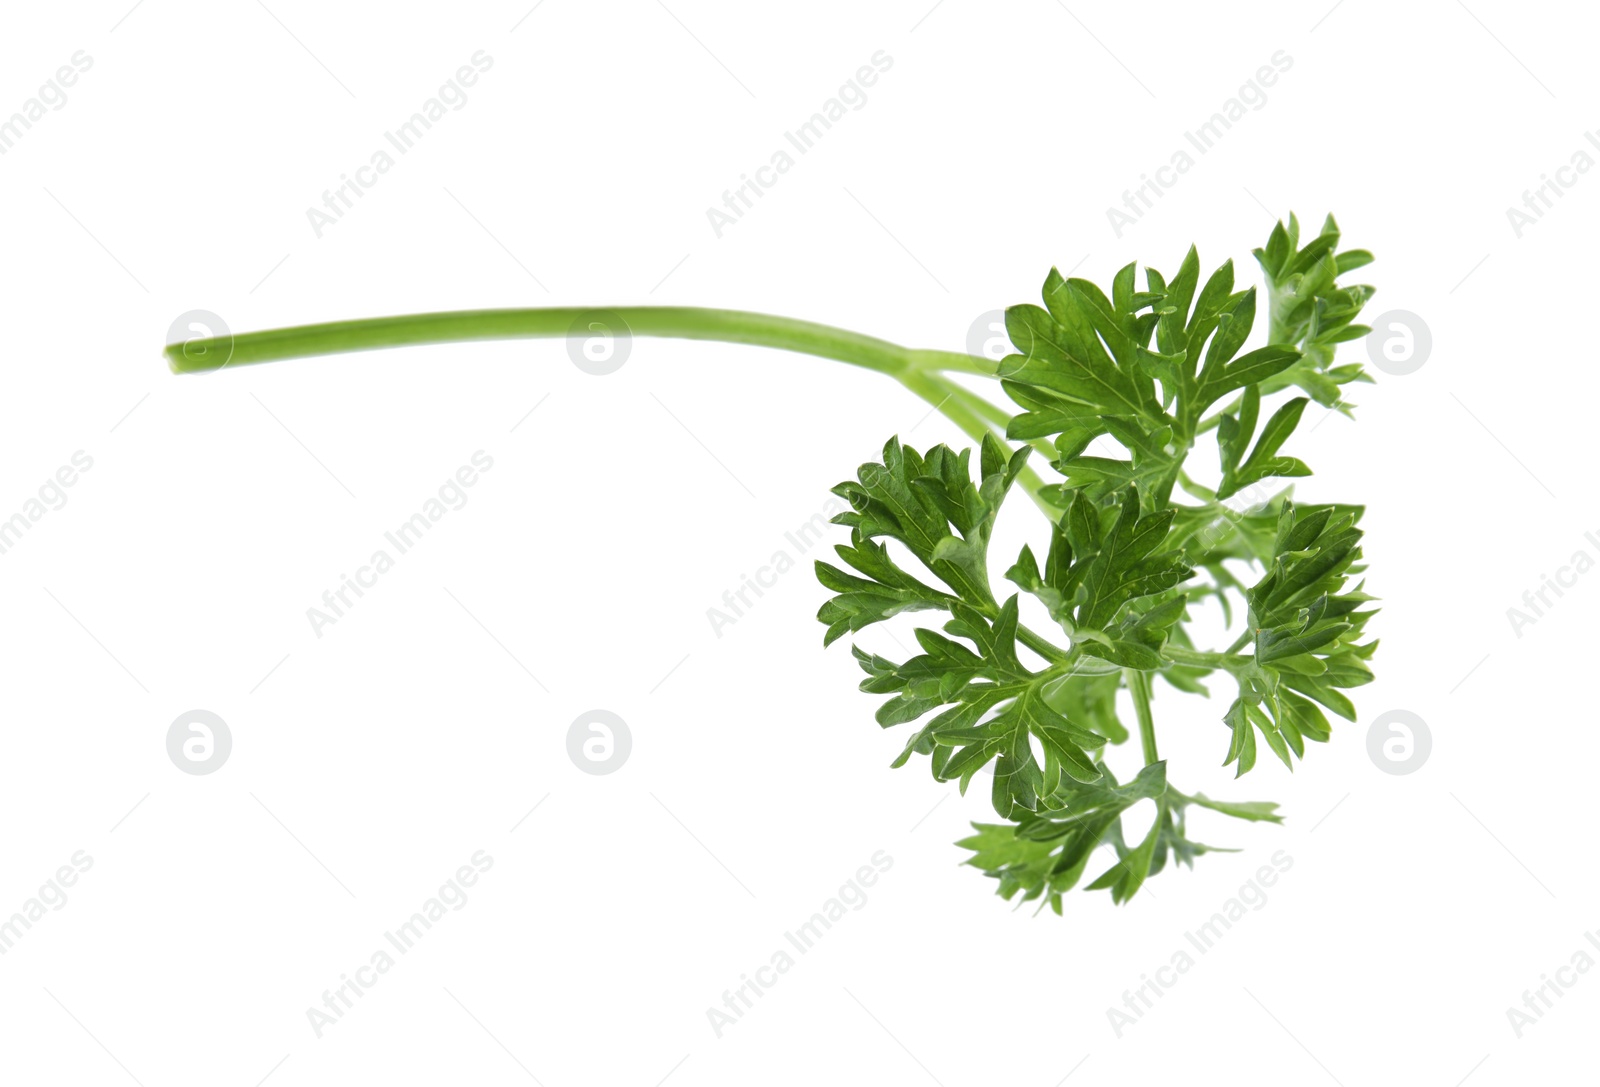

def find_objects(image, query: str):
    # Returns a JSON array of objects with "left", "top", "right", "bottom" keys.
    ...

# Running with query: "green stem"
[
  {"left": 937, "top": 381, "right": 1015, "bottom": 430},
  {"left": 1127, "top": 668, "right": 1159, "bottom": 766},
  {"left": 938, "top": 382, "right": 1059, "bottom": 467},
  {"left": 1195, "top": 394, "right": 1242, "bottom": 436},
  {"left": 167, "top": 304, "right": 1066, "bottom": 523},
  {"left": 1176, "top": 471, "right": 1217, "bottom": 501},
  {"left": 1162, "top": 644, "right": 1251, "bottom": 667},
  {"left": 906, "top": 348, "right": 1000, "bottom": 376},
  {"left": 896, "top": 371, "right": 1063, "bottom": 520},
  {"left": 168, "top": 306, "right": 926, "bottom": 377},
  {"left": 1017, "top": 625, "right": 1072, "bottom": 666}
]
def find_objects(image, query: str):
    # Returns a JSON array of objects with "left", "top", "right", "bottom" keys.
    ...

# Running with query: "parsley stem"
[
  {"left": 934, "top": 381, "right": 1013, "bottom": 429},
  {"left": 897, "top": 371, "right": 1064, "bottom": 520},
  {"left": 1194, "top": 395, "right": 1242, "bottom": 435},
  {"left": 1127, "top": 668, "right": 1158, "bottom": 766},
  {"left": 165, "top": 305, "right": 1062, "bottom": 521},
  {"left": 1163, "top": 645, "right": 1251, "bottom": 670},
  {"left": 167, "top": 306, "right": 930, "bottom": 377},
  {"left": 906, "top": 349, "right": 1000, "bottom": 376},
  {"left": 1016, "top": 626, "right": 1073, "bottom": 666},
  {"left": 935, "top": 382, "right": 1059, "bottom": 466}
]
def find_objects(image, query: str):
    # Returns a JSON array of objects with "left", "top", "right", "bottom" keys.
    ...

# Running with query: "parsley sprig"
[{"left": 165, "top": 212, "right": 1379, "bottom": 912}]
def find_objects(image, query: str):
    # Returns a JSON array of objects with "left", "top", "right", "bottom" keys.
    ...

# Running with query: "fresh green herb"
[{"left": 167, "top": 213, "right": 1379, "bottom": 911}]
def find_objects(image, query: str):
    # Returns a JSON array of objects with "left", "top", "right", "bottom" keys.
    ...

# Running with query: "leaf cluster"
[{"left": 814, "top": 214, "right": 1380, "bottom": 909}]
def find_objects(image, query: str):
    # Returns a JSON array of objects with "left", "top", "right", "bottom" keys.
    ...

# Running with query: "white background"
[{"left": 0, "top": 1, "right": 1593, "bottom": 1084}]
